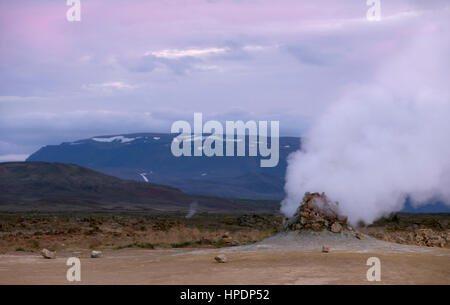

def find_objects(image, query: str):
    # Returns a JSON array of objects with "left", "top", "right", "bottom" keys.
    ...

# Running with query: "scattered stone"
[
  {"left": 322, "top": 245, "right": 330, "bottom": 253},
  {"left": 41, "top": 248, "right": 56, "bottom": 259},
  {"left": 427, "top": 235, "right": 444, "bottom": 247},
  {"left": 331, "top": 222, "right": 343, "bottom": 233},
  {"left": 369, "top": 229, "right": 449, "bottom": 248},
  {"left": 214, "top": 254, "right": 227, "bottom": 263},
  {"left": 413, "top": 229, "right": 447, "bottom": 247},
  {"left": 91, "top": 250, "right": 102, "bottom": 258},
  {"left": 355, "top": 232, "right": 365, "bottom": 240}
]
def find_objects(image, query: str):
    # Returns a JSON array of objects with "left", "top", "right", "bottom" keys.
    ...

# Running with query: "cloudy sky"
[{"left": 0, "top": 0, "right": 449, "bottom": 161}]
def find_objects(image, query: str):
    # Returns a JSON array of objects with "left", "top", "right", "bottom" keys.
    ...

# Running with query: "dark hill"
[{"left": 0, "top": 162, "right": 279, "bottom": 212}]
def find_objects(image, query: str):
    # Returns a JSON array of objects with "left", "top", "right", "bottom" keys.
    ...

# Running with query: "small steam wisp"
[{"left": 185, "top": 201, "right": 198, "bottom": 219}]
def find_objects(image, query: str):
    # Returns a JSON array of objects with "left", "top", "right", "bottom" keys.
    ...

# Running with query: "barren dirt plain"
[
  {"left": 0, "top": 212, "right": 449, "bottom": 284},
  {"left": 0, "top": 247, "right": 449, "bottom": 284}
]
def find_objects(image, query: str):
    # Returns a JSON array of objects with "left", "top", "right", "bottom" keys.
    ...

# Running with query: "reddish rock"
[
  {"left": 300, "top": 211, "right": 309, "bottom": 218},
  {"left": 311, "top": 223, "right": 322, "bottom": 231}
]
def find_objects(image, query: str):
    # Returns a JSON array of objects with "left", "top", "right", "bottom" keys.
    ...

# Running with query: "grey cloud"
[
  {"left": 285, "top": 45, "right": 334, "bottom": 66},
  {"left": 126, "top": 43, "right": 254, "bottom": 75},
  {"left": 127, "top": 54, "right": 201, "bottom": 75},
  {"left": 216, "top": 41, "right": 252, "bottom": 61}
]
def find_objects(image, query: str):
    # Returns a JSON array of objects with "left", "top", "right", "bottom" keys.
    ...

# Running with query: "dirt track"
[{"left": 0, "top": 247, "right": 449, "bottom": 284}]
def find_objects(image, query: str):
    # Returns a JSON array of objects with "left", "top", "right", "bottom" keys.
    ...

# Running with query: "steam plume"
[{"left": 282, "top": 17, "right": 450, "bottom": 224}]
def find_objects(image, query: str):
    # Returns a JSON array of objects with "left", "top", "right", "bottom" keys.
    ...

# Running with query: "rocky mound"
[{"left": 284, "top": 192, "right": 362, "bottom": 238}]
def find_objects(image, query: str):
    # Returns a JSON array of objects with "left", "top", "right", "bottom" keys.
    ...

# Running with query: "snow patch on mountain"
[
  {"left": 139, "top": 173, "right": 149, "bottom": 182},
  {"left": 92, "top": 136, "right": 139, "bottom": 143}
]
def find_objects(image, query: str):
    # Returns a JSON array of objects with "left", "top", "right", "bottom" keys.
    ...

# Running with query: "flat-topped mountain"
[{"left": 27, "top": 133, "right": 301, "bottom": 200}]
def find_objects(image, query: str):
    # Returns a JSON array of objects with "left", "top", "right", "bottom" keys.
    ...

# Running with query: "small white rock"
[
  {"left": 214, "top": 254, "right": 227, "bottom": 263},
  {"left": 41, "top": 248, "right": 56, "bottom": 259},
  {"left": 91, "top": 250, "right": 102, "bottom": 258}
]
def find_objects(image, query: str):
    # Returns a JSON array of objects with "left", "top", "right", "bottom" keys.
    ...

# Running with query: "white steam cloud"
[
  {"left": 282, "top": 94, "right": 450, "bottom": 224},
  {"left": 282, "top": 14, "right": 450, "bottom": 224}
]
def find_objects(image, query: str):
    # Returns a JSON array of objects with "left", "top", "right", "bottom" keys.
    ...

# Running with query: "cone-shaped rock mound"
[{"left": 285, "top": 192, "right": 362, "bottom": 238}]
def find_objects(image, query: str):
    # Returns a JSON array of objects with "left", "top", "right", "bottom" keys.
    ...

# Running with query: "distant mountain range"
[
  {"left": 0, "top": 162, "right": 279, "bottom": 212},
  {"left": 27, "top": 133, "right": 300, "bottom": 200},
  {"left": 25, "top": 132, "right": 450, "bottom": 213}
]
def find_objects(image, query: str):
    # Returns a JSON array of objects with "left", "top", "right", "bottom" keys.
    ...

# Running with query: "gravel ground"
[{"left": 186, "top": 230, "right": 433, "bottom": 255}]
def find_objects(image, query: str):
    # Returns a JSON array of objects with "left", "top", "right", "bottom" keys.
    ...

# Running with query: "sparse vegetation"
[
  {"left": 114, "top": 243, "right": 136, "bottom": 250},
  {"left": 0, "top": 211, "right": 447, "bottom": 253},
  {"left": 27, "top": 239, "right": 40, "bottom": 249},
  {"left": 171, "top": 241, "right": 199, "bottom": 248},
  {"left": 136, "top": 242, "right": 155, "bottom": 249}
]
